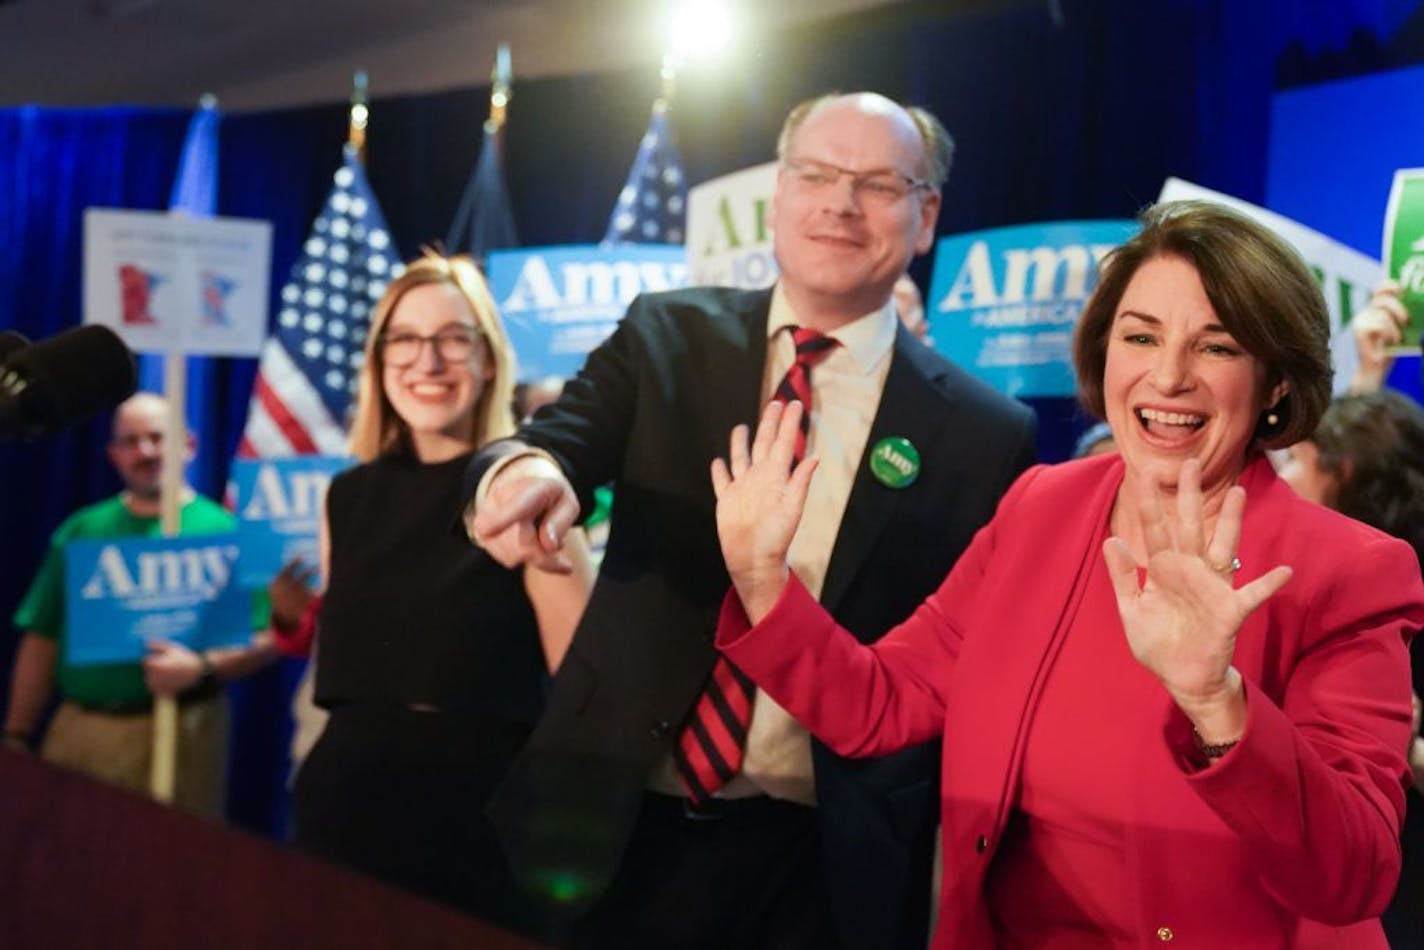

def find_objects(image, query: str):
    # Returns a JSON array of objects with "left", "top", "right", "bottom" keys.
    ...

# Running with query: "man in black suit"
[{"left": 463, "top": 92, "right": 1037, "bottom": 948}]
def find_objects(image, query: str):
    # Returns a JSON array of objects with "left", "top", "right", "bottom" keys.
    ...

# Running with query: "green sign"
[{"left": 1382, "top": 168, "right": 1424, "bottom": 350}]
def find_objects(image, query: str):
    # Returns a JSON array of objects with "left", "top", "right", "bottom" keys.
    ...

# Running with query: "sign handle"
[{"left": 149, "top": 353, "right": 188, "bottom": 803}]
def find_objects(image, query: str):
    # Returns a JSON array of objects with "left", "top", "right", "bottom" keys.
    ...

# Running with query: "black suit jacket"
[{"left": 471, "top": 286, "right": 1037, "bottom": 947}]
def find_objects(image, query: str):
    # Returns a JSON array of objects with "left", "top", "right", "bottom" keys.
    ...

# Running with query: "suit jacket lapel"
[
  {"left": 821, "top": 327, "right": 948, "bottom": 620},
  {"left": 700, "top": 290, "right": 772, "bottom": 466}
]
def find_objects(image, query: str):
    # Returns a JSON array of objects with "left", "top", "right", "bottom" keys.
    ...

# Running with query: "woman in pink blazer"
[{"left": 710, "top": 201, "right": 1424, "bottom": 948}]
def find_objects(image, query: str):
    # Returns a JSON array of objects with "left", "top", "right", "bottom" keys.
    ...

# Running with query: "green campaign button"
[{"left": 869, "top": 437, "right": 920, "bottom": 488}]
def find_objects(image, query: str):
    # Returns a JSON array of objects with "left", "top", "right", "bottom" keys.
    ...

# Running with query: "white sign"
[
  {"left": 1158, "top": 178, "right": 1381, "bottom": 393},
  {"left": 685, "top": 162, "right": 780, "bottom": 289},
  {"left": 83, "top": 208, "right": 273, "bottom": 357}
]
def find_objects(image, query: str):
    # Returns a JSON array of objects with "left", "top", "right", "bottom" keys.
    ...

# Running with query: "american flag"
[
  {"left": 236, "top": 145, "right": 403, "bottom": 458},
  {"left": 602, "top": 99, "right": 687, "bottom": 245}
]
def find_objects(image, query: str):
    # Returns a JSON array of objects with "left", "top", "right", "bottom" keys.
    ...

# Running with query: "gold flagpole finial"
[
  {"left": 349, "top": 70, "right": 369, "bottom": 161},
  {"left": 659, "top": 51, "right": 678, "bottom": 108},
  {"left": 488, "top": 44, "right": 512, "bottom": 134}
]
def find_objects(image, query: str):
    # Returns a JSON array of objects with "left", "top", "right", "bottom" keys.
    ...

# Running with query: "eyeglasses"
[
  {"left": 379, "top": 325, "right": 482, "bottom": 368},
  {"left": 781, "top": 157, "right": 932, "bottom": 205}
]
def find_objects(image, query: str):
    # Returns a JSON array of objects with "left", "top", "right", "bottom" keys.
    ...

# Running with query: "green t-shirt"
[{"left": 13, "top": 493, "right": 265, "bottom": 708}]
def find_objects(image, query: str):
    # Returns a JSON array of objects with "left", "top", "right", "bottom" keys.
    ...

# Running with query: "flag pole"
[
  {"left": 349, "top": 71, "right": 369, "bottom": 163},
  {"left": 659, "top": 50, "right": 678, "bottom": 111},
  {"left": 147, "top": 351, "right": 186, "bottom": 804}
]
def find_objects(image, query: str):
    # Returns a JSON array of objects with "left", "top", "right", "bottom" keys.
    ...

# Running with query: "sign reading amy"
[
  {"left": 83, "top": 207, "right": 272, "bottom": 357},
  {"left": 1382, "top": 168, "right": 1424, "bottom": 350},
  {"left": 63, "top": 534, "right": 249, "bottom": 665},
  {"left": 489, "top": 244, "right": 688, "bottom": 381},
  {"left": 232, "top": 456, "right": 350, "bottom": 588},
  {"left": 929, "top": 220, "right": 1137, "bottom": 397},
  {"left": 685, "top": 162, "right": 780, "bottom": 289}
]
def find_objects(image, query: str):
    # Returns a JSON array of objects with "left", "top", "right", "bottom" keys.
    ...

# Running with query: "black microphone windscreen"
[
  {"left": 0, "top": 325, "right": 137, "bottom": 440},
  {"left": 0, "top": 331, "right": 30, "bottom": 364}
]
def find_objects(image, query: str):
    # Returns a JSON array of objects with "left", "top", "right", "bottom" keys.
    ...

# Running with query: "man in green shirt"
[{"left": 2, "top": 393, "right": 275, "bottom": 818}]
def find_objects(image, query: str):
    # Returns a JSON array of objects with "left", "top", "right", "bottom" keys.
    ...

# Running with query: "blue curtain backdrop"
[{"left": 2, "top": 0, "right": 1421, "bottom": 838}]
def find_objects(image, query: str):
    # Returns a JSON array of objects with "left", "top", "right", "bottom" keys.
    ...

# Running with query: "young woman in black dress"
[{"left": 290, "top": 252, "right": 593, "bottom": 934}]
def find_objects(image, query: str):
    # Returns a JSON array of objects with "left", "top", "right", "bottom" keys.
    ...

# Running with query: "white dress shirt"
[
  {"left": 656, "top": 284, "right": 898, "bottom": 804},
  {"left": 468, "top": 285, "right": 899, "bottom": 805}
]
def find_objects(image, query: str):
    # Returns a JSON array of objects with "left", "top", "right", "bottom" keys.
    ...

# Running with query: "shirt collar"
[{"left": 766, "top": 283, "right": 897, "bottom": 376}]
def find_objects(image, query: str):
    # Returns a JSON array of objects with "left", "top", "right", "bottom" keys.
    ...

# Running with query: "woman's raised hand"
[
  {"left": 711, "top": 401, "right": 818, "bottom": 622},
  {"left": 1103, "top": 458, "right": 1292, "bottom": 736}
]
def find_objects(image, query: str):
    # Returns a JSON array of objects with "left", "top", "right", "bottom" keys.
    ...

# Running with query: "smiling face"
[
  {"left": 771, "top": 95, "right": 940, "bottom": 328},
  {"left": 107, "top": 393, "right": 194, "bottom": 501},
  {"left": 1104, "top": 255, "right": 1284, "bottom": 498},
  {"left": 379, "top": 281, "right": 491, "bottom": 458}
]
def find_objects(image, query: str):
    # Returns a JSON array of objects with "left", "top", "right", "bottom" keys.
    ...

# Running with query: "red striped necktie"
[{"left": 673, "top": 326, "right": 839, "bottom": 802}]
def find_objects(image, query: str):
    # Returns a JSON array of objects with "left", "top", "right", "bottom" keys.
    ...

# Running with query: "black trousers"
[
  {"left": 572, "top": 792, "right": 837, "bottom": 950},
  {"left": 291, "top": 703, "right": 546, "bottom": 938}
]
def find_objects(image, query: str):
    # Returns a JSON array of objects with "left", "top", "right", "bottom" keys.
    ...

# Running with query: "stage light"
[{"left": 666, "top": 0, "right": 733, "bottom": 63}]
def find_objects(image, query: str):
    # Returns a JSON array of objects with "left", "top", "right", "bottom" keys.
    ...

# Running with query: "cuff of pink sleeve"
[
  {"left": 1163, "top": 676, "right": 1254, "bottom": 775},
  {"left": 714, "top": 572, "right": 814, "bottom": 653}
]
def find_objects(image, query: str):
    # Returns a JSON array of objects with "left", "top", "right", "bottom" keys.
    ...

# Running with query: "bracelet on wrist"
[{"left": 1192, "top": 727, "right": 1241, "bottom": 760}]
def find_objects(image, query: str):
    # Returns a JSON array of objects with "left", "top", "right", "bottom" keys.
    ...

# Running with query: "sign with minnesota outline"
[{"left": 83, "top": 208, "right": 272, "bottom": 356}]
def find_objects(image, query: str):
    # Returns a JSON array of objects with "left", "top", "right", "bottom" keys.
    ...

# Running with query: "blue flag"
[
  {"left": 139, "top": 100, "right": 221, "bottom": 487},
  {"left": 237, "top": 145, "right": 404, "bottom": 459},
  {"left": 603, "top": 100, "right": 687, "bottom": 245},
  {"left": 447, "top": 122, "right": 518, "bottom": 263}
]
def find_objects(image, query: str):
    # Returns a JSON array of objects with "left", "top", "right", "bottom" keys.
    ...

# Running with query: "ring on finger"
[{"left": 1209, "top": 556, "right": 1242, "bottom": 574}]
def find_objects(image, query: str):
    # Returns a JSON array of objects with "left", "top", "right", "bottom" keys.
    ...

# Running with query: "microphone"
[
  {"left": 0, "top": 325, "right": 138, "bottom": 440},
  {"left": 0, "top": 331, "right": 30, "bottom": 364}
]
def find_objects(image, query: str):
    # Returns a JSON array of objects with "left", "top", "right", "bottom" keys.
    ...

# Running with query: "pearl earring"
[{"left": 1266, "top": 411, "right": 1279, "bottom": 426}]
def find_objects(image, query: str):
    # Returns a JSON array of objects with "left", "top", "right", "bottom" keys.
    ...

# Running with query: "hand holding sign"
[{"left": 142, "top": 640, "right": 207, "bottom": 697}]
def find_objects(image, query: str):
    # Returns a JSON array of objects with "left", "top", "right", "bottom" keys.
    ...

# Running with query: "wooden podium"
[{"left": 0, "top": 748, "right": 548, "bottom": 949}]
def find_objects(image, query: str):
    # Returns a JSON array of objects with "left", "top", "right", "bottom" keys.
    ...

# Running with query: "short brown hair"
[
  {"left": 776, "top": 92, "right": 955, "bottom": 190},
  {"left": 348, "top": 251, "right": 517, "bottom": 462},
  {"left": 1072, "top": 200, "right": 1332, "bottom": 450}
]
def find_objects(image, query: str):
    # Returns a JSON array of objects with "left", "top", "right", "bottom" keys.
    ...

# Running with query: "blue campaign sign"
[
  {"left": 488, "top": 244, "right": 689, "bottom": 381},
  {"left": 63, "top": 534, "right": 250, "bottom": 666},
  {"left": 927, "top": 220, "right": 1138, "bottom": 397},
  {"left": 231, "top": 455, "right": 351, "bottom": 588}
]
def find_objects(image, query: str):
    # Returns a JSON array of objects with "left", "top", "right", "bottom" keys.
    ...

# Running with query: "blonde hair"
[{"left": 348, "top": 251, "right": 517, "bottom": 461}]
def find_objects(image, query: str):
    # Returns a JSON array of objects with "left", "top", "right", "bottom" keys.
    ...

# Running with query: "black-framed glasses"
[
  {"left": 379, "top": 325, "right": 482, "bottom": 368},
  {"left": 781, "top": 156, "right": 932, "bottom": 204}
]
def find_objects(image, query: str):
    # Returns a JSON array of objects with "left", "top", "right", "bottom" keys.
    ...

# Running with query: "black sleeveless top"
[{"left": 314, "top": 451, "right": 545, "bottom": 725}]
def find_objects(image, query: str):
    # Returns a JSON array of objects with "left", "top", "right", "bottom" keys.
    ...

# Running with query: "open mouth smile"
[{"left": 1135, "top": 406, "right": 1206, "bottom": 437}]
